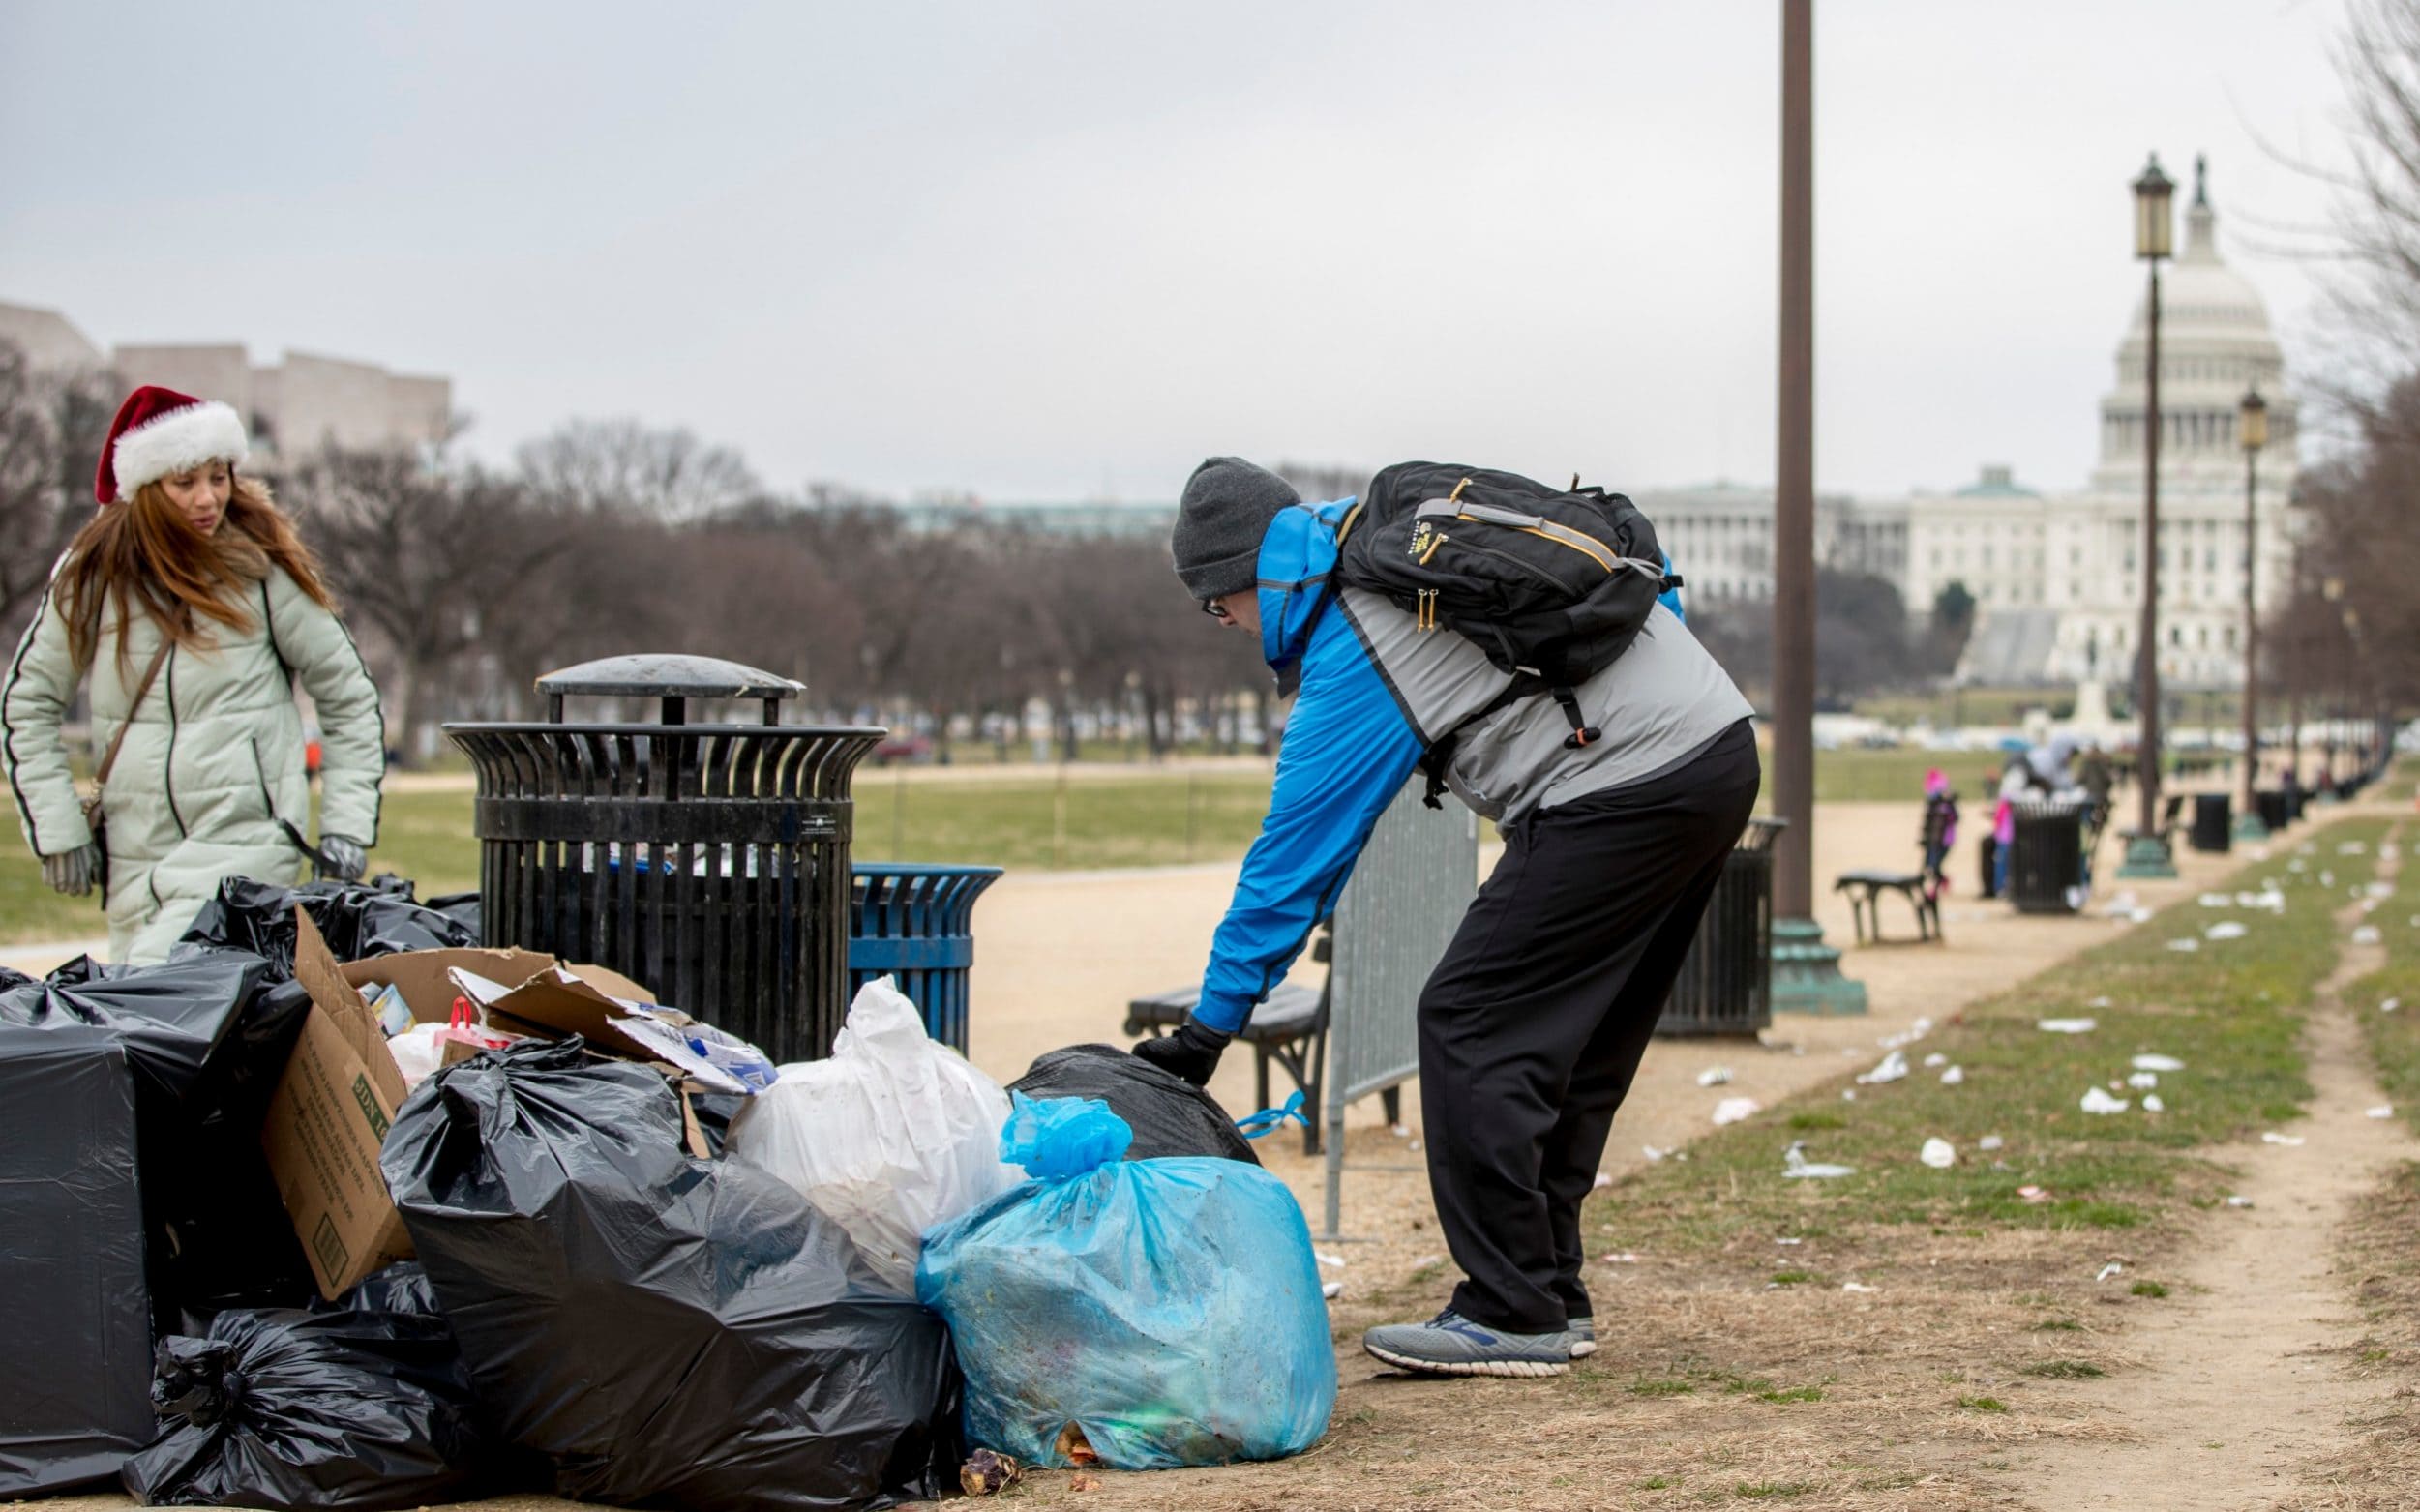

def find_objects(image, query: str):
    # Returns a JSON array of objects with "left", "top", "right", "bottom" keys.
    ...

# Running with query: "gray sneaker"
[
  {"left": 1363, "top": 1309, "right": 1571, "bottom": 1378},
  {"left": 1565, "top": 1316, "right": 1596, "bottom": 1359}
]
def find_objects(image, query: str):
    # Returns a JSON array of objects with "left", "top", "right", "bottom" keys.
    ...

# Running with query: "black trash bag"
[
  {"left": 382, "top": 1038, "right": 961, "bottom": 1512},
  {"left": 314, "top": 1261, "right": 446, "bottom": 1320},
  {"left": 1010, "top": 1043, "right": 1260, "bottom": 1164},
  {"left": 0, "top": 951, "right": 314, "bottom": 1331},
  {"left": 0, "top": 1031, "right": 153, "bottom": 1496},
  {"left": 119, "top": 1293, "right": 499, "bottom": 1511},
  {"left": 175, "top": 876, "right": 479, "bottom": 978},
  {"left": 420, "top": 890, "right": 482, "bottom": 940}
]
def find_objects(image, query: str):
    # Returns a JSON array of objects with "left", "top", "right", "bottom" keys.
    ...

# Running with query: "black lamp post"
[
  {"left": 2233, "top": 387, "right": 2269, "bottom": 838},
  {"left": 2119, "top": 155, "right": 2178, "bottom": 879}
]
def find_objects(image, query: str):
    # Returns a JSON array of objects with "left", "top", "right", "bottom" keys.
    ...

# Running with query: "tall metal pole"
[
  {"left": 2136, "top": 259, "right": 2163, "bottom": 840},
  {"left": 1766, "top": 0, "right": 1863, "bottom": 1014},
  {"left": 1774, "top": 0, "right": 1814, "bottom": 921},
  {"left": 2239, "top": 443, "right": 2260, "bottom": 825}
]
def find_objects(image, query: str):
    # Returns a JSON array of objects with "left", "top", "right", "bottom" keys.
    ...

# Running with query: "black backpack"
[{"left": 1331, "top": 461, "right": 1679, "bottom": 798}]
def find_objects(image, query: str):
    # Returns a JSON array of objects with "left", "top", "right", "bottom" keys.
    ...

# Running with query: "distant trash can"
[
  {"left": 2256, "top": 788, "right": 2290, "bottom": 832},
  {"left": 848, "top": 863, "right": 1003, "bottom": 1053},
  {"left": 1656, "top": 817, "right": 1784, "bottom": 1037},
  {"left": 2008, "top": 799, "right": 2088, "bottom": 915},
  {"left": 447, "top": 654, "right": 883, "bottom": 1065},
  {"left": 2190, "top": 793, "right": 2233, "bottom": 853}
]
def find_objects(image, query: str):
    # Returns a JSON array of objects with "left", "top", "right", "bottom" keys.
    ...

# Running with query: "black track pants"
[{"left": 1417, "top": 719, "right": 1761, "bottom": 1334}]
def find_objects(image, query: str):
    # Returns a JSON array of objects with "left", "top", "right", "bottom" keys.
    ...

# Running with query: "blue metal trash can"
[{"left": 847, "top": 863, "right": 1003, "bottom": 1052}]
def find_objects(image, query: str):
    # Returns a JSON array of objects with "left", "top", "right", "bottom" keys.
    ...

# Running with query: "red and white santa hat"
[{"left": 94, "top": 384, "right": 251, "bottom": 506}]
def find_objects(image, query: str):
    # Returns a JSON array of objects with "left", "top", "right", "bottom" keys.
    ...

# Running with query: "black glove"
[{"left": 1132, "top": 1019, "right": 1232, "bottom": 1087}]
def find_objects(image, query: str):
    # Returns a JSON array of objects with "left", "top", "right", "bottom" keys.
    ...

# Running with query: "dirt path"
[{"left": 2006, "top": 831, "right": 2419, "bottom": 1511}]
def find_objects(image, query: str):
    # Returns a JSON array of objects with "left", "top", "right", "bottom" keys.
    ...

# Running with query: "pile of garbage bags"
[{"left": 4, "top": 874, "right": 1337, "bottom": 1509}]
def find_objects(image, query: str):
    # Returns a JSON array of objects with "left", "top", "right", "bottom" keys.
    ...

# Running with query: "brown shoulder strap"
[{"left": 94, "top": 634, "right": 173, "bottom": 791}]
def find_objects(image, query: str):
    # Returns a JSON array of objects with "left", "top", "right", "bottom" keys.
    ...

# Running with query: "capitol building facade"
[{"left": 1651, "top": 159, "right": 2299, "bottom": 692}]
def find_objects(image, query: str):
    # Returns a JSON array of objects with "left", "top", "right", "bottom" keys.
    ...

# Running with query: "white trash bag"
[{"left": 727, "top": 975, "right": 1022, "bottom": 1295}]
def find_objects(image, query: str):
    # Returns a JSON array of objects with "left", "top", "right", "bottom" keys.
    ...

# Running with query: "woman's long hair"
[{"left": 57, "top": 472, "right": 339, "bottom": 674}]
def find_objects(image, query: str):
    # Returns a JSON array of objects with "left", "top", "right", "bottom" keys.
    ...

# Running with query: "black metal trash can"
[
  {"left": 2256, "top": 788, "right": 2290, "bottom": 832},
  {"left": 2008, "top": 799, "right": 2088, "bottom": 914},
  {"left": 848, "top": 863, "right": 1003, "bottom": 1053},
  {"left": 2190, "top": 792, "right": 2233, "bottom": 853},
  {"left": 446, "top": 654, "right": 884, "bottom": 1065},
  {"left": 1655, "top": 817, "right": 1785, "bottom": 1037}
]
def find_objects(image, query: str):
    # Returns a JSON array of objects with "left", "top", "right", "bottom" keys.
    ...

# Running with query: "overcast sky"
[{"left": 0, "top": 1, "right": 2364, "bottom": 503}]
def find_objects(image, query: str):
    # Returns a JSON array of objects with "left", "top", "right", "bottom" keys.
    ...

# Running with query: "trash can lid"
[{"left": 534, "top": 653, "right": 802, "bottom": 701}]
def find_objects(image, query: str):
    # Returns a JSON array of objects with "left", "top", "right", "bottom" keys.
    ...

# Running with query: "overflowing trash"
[
  {"left": 728, "top": 977, "right": 1019, "bottom": 1295},
  {"left": 1010, "top": 1043, "right": 1260, "bottom": 1163},
  {"left": 382, "top": 1038, "right": 960, "bottom": 1511},
  {"left": 917, "top": 1095, "right": 1336, "bottom": 1470},
  {"left": 177, "top": 876, "right": 478, "bottom": 976}
]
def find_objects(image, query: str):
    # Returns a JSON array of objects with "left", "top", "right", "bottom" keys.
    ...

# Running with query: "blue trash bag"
[{"left": 916, "top": 1093, "right": 1336, "bottom": 1470}]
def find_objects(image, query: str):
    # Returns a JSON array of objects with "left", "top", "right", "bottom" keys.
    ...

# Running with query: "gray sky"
[{"left": 0, "top": 1, "right": 2361, "bottom": 503}]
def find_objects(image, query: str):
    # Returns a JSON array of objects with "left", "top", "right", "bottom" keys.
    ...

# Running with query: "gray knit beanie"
[{"left": 1171, "top": 457, "right": 1300, "bottom": 602}]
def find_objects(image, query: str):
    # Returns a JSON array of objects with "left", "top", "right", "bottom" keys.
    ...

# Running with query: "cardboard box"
[
  {"left": 261, "top": 908, "right": 732, "bottom": 1297},
  {"left": 259, "top": 909, "right": 421, "bottom": 1299}
]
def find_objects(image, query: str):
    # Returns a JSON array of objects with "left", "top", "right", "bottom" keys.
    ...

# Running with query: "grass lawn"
[
  {"left": 2349, "top": 811, "right": 2420, "bottom": 1138},
  {"left": 1599, "top": 815, "right": 2391, "bottom": 1262}
]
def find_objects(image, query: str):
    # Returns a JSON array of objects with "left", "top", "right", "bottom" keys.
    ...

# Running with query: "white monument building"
[{"left": 1644, "top": 157, "right": 2298, "bottom": 694}]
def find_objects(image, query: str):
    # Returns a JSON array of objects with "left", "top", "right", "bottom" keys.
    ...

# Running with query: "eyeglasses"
[{"left": 1201, "top": 599, "right": 1236, "bottom": 623}]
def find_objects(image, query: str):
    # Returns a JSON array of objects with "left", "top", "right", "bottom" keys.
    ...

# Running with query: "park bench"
[{"left": 1832, "top": 869, "right": 1940, "bottom": 944}]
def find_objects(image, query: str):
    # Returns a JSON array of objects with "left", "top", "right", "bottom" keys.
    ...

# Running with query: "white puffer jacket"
[{"left": 3, "top": 560, "right": 385, "bottom": 963}]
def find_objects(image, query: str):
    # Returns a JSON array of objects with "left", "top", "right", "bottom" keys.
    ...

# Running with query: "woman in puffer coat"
[{"left": 3, "top": 384, "right": 385, "bottom": 964}]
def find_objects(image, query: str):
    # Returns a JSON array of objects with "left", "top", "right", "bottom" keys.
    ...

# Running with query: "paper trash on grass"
[
  {"left": 1979, "top": 1135, "right": 2005, "bottom": 1151},
  {"left": 2096, "top": 1262, "right": 2125, "bottom": 1281},
  {"left": 2353, "top": 926, "right": 2384, "bottom": 946},
  {"left": 1841, "top": 1282, "right": 1879, "bottom": 1293},
  {"left": 2198, "top": 892, "right": 2232, "bottom": 908},
  {"left": 1857, "top": 1050, "right": 1910, "bottom": 1085},
  {"left": 2142, "top": 1093, "right": 2166, "bottom": 1112},
  {"left": 2040, "top": 1018, "right": 2099, "bottom": 1034},
  {"left": 1940, "top": 1065, "right": 1966, "bottom": 1086},
  {"left": 2383, "top": 998, "right": 2403, "bottom": 1015},
  {"left": 2080, "top": 1087, "right": 2131, "bottom": 1114},
  {"left": 1782, "top": 1142, "right": 1855, "bottom": 1179},
  {"left": 2205, "top": 922, "right": 2249, "bottom": 942},
  {"left": 2128, "top": 1071, "right": 2160, "bottom": 1089},
  {"left": 2226, "top": 1195, "right": 2255, "bottom": 1207},
  {"left": 2133, "top": 1053, "right": 2186, "bottom": 1072},
  {"left": 2260, "top": 1132, "right": 2306, "bottom": 1146},
  {"left": 1712, "top": 1096, "right": 1761, "bottom": 1125},
  {"left": 2166, "top": 937, "right": 2202, "bottom": 953},
  {"left": 1920, "top": 1138, "right": 1956, "bottom": 1169},
  {"left": 1598, "top": 1252, "right": 1641, "bottom": 1265},
  {"left": 2018, "top": 1185, "right": 2050, "bottom": 1204},
  {"left": 1592, "top": 1171, "right": 1614, "bottom": 1190},
  {"left": 1923, "top": 1052, "right": 1948, "bottom": 1068}
]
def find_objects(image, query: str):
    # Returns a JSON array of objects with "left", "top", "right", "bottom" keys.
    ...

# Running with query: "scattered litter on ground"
[
  {"left": 2088, "top": 996, "right": 2114, "bottom": 1009},
  {"left": 1856, "top": 1050, "right": 1909, "bottom": 1085},
  {"left": 2384, "top": 998, "right": 2403, "bottom": 1014},
  {"left": 2079, "top": 1087, "right": 2130, "bottom": 1114},
  {"left": 961, "top": 1451, "right": 1023, "bottom": 1497},
  {"left": 2354, "top": 926, "right": 2384, "bottom": 945},
  {"left": 1592, "top": 1171, "right": 1614, "bottom": 1190},
  {"left": 1979, "top": 1135, "right": 2004, "bottom": 1151},
  {"left": 2226, "top": 1195, "right": 2255, "bottom": 1208},
  {"left": 2166, "top": 937, "right": 2201, "bottom": 953},
  {"left": 2096, "top": 1262, "right": 2125, "bottom": 1281},
  {"left": 1712, "top": 1096, "right": 1761, "bottom": 1125},
  {"left": 1642, "top": 1144, "right": 1667, "bottom": 1162},
  {"left": 1390, "top": 1123, "right": 1411, "bottom": 1137},
  {"left": 1315, "top": 1252, "right": 1345, "bottom": 1269},
  {"left": 2198, "top": 892, "right": 2231, "bottom": 908},
  {"left": 1782, "top": 1142, "right": 1855, "bottom": 1180},
  {"left": 2261, "top": 1131, "right": 2307, "bottom": 1146},
  {"left": 1920, "top": 1138, "right": 1956, "bottom": 1169},
  {"left": 2205, "top": 922, "right": 2248, "bottom": 941},
  {"left": 1696, "top": 1066, "right": 1733, "bottom": 1086},
  {"left": 2128, "top": 1071, "right": 2160, "bottom": 1089},
  {"left": 2132, "top": 1053, "right": 2186, "bottom": 1072},
  {"left": 1841, "top": 1089, "right": 1857, "bottom": 1101},
  {"left": 1321, "top": 1281, "right": 1343, "bottom": 1300},
  {"left": 2321, "top": 870, "right": 2336, "bottom": 888},
  {"left": 1940, "top": 1065, "right": 1966, "bottom": 1085},
  {"left": 1598, "top": 1252, "right": 1641, "bottom": 1265},
  {"left": 1923, "top": 1052, "right": 1948, "bottom": 1068},
  {"left": 1841, "top": 1282, "right": 1879, "bottom": 1293},
  {"left": 2142, "top": 1094, "right": 2166, "bottom": 1112},
  {"left": 2369, "top": 880, "right": 2396, "bottom": 898},
  {"left": 2369, "top": 1106, "right": 2397, "bottom": 1120},
  {"left": 2341, "top": 842, "right": 2370, "bottom": 855},
  {"left": 2040, "top": 1017, "right": 2099, "bottom": 1034},
  {"left": 2018, "top": 1185, "right": 2050, "bottom": 1204},
  {"left": 1776, "top": 1236, "right": 1803, "bottom": 1246}
]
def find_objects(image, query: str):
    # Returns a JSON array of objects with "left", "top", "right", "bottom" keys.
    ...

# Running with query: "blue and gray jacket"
[{"left": 1194, "top": 498, "right": 1753, "bottom": 1035}]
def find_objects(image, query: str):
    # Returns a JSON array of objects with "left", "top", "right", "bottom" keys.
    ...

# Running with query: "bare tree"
[
  {"left": 516, "top": 417, "right": 762, "bottom": 523},
  {"left": 0, "top": 341, "right": 116, "bottom": 641}
]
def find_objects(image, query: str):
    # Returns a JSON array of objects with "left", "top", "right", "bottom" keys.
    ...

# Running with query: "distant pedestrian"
[
  {"left": 1920, "top": 767, "right": 1958, "bottom": 901},
  {"left": 3, "top": 386, "right": 385, "bottom": 963},
  {"left": 1977, "top": 765, "right": 2003, "bottom": 899}
]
